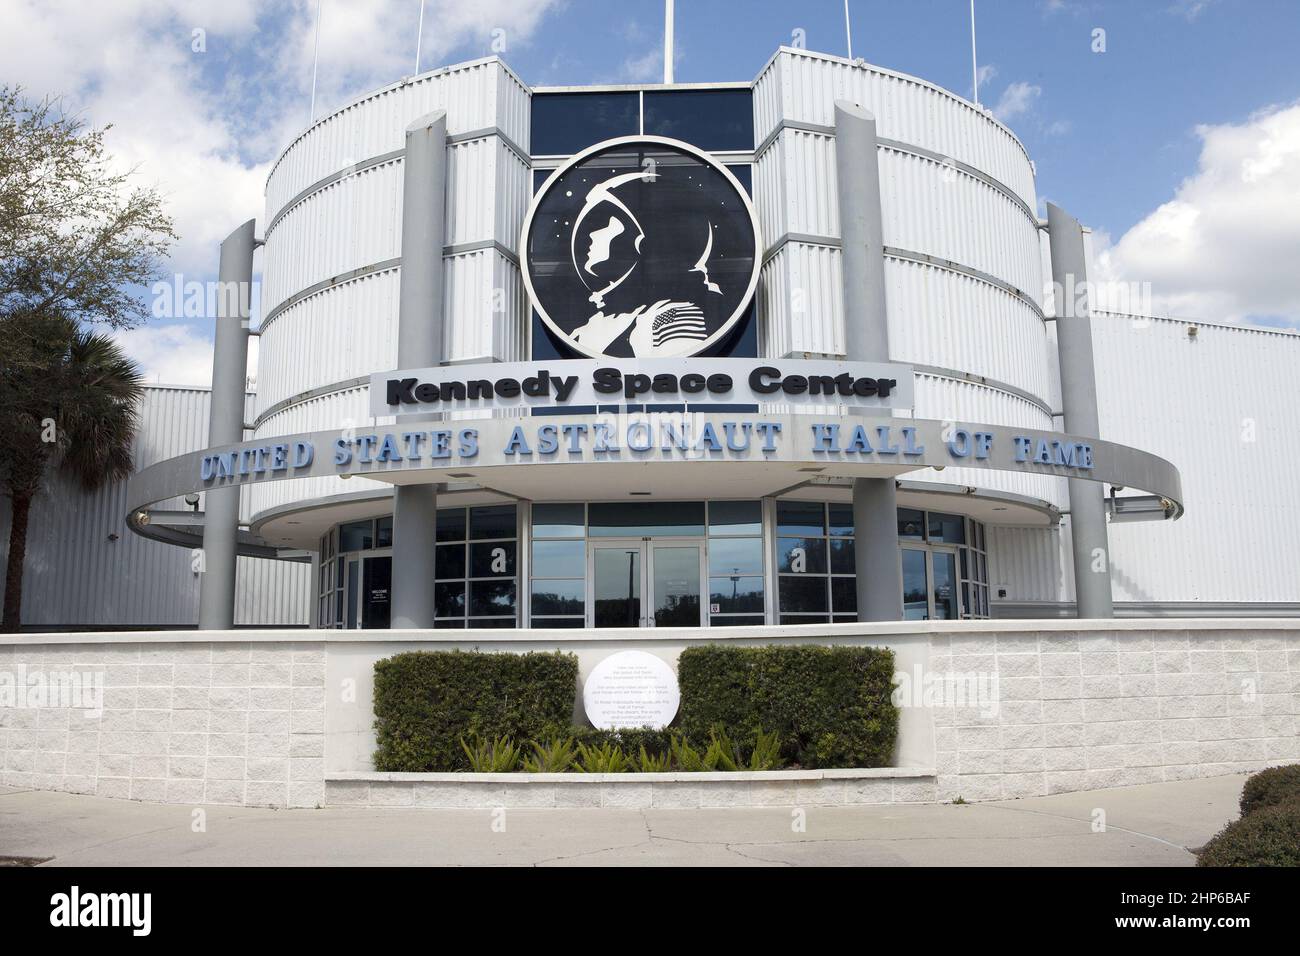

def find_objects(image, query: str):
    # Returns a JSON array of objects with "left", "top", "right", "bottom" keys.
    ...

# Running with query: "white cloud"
[
  {"left": 992, "top": 81, "right": 1041, "bottom": 122},
  {"left": 1094, "top": 101, "right": 1300, "bottom": 325},
  {"left": 111, "top": 324, "right": 217, "bottom": 387},
  {"left": 1168, "top": 0, "right": 1214, "bottom": 21}
]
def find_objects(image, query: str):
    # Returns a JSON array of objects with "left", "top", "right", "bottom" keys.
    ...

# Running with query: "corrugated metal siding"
[
  {"left": 759, "top": 242, "right": 844, "bottom": 357},
  {"left": 986, "top": 525, "right": 1073, "bottom": 602},
  {"left": 752, "top": 48, "right": 1036, "bottom": 208},
  {"left": 1094, "top": 312, "right": 1300, "bottom": 602},
  {"left": 0, "top": 386, "right": 310, "bottom": 628},
  {"left": 264, "top": 58, "right": 530, "bottom": 221}
]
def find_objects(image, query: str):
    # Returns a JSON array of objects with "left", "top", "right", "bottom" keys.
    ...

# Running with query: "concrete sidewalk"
[{"left": 0, "top": 774, "right": 1244, "bottom": 867}]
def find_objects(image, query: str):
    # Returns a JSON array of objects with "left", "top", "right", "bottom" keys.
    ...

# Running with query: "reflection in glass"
[
  {"left": 776, "top": 537, "right": 827, "bottom": 575},
  {"left": 470, "top": 540, "right": 516, "bottom": 578},
  {"left": 831, "top": 576, "right": 857, "bottom": 616},
  {"left": 340, "top": 520, "right": 373, "bottom": 552},
  {"left": 469, "top": 580, "right": 516, "bottom": 616},
  {"left": 653, "top": 546, "right": 701, "bottom": 627},
  {"left": 470, "top": 505, "right": 516, "bottom": 540},
  {"left": 708, "top": 536, "right": 763, "bottom": 576},
  {"left": 531, "top": 503, "right": 585, "bottom": 538},
  {"left": 828, "top": 504, "right": 854, "bottom": 536},
  {"left": 776, "top": 500, "right": 824, "bottom": 536},
  {"left": 531, "top": 579, "right": 585, "bottom": 616},
  {"left": 532, "top": 539, "right": 585, "bottom": 578},
  {"left": 588, "top": 501, "right": 704, "bottom": 537},
  {"left": 436, "top": 508, "right": 466, "bottom": 543},
  {"left": 778, "top": 576, "right": 828, "bottom": 613},
  {"left": 902, "top": 549, "right": 928, "bottom": 620},
  {"left": 435, "top": 582, "right": 465, "bottom": 618},
  {"left": 829, "top": 538, "right": 855, "bottom": 574},
  {"left": 435, "top": 543, "right": 465, "bottom": 580},
  {"left": 593, "top": 546, "right": 641, "bottom": 627},
  {"left": 929, "top": 512, "right": 966, "bottom": 544},
  {"left": 708, "top": 500, "right": 762, "bottom": 535},
  {"left": 709, "top": 575, "right": 764, "bottom": 614},
  {"left": 932, "top": 552, "right": 958, "bottom": 619},
  {"left": 897, "top": 509, "right": 924, "bottom": 539}
]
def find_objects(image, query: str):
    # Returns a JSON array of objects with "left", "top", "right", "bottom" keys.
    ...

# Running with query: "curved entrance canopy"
[{"left": 126, "top": 412, "right": 1183, "bottom": 553}]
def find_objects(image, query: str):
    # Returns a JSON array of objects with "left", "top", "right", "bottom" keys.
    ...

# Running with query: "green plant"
[
  {"left": 745, "top": 729, "right": 785, "bottom": 771},
  {"left": 1197, "top": 802, "right": 1300, "bottom": 867},
  {"left": 670, "top": 735, "right": 706, "bottom": 772},
  {"left": 459, "top": 734, "right": 520, "bottom": 772},
  {"left": 703, "top": 727, "right": 739, "bottom": 771},
  {"left": 677, "top": 644, "right": 898, "bottom": 769},
  {"left": 522, "top": 736, "right": 576, "bottom": 773},
  {"left": 573, "top": 740, "right": 632, "bottom": 773},
  {"left": 1239, "top": 764, "right": 1300, "bottom": 817},
  {"left": 637, "top": 745, "right": 671, "bottom": 773},
  {"left": 373, "top": 650, "right": 578, "bottom": 771}
]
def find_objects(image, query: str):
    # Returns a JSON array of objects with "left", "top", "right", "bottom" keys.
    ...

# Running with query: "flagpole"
[
  {"left": 663, "top": 0, "right": 674, "bottom": 84},
  {"left": 844, "top": 0, "right": 853, "bottom": 61},
  {"left": 970, "top": 0, "right": 980, "bottom": 106},
  {"left": 415, "top": 0, "right": 426, "bottom": 74},
  {"left": 309, "top": 0, "right": 323, "bottom": 123}
]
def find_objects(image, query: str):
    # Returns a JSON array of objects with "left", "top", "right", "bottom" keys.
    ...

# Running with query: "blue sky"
[{"left": 3, "top": 0, "right": 1299, "bottom": 382}]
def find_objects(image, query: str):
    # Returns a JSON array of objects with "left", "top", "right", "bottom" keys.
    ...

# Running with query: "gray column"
[
  {"left": 390, "top": 111, "right": 447, "bottom": 629},
  {"left": 836, "top": 100, "right": 903, "bottom": 622},
  {"left": 1047, "top": 202, "right": 1114, "bottom": 619},
  {"left": 198, "top": 219, "right": 256, "bottom": 630}
]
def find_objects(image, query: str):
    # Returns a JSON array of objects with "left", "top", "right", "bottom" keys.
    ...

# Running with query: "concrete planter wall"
[{"left": 2, "top": 620, "right": 1296, "bottom": 808}]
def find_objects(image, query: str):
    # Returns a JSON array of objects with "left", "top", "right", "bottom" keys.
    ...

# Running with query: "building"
[{"left": 7, "top": 46, "right": 1300, "bottom": 631}]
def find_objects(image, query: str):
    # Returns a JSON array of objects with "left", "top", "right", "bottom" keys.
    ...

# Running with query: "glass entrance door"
[
  {"left": 900, "top": 547, "right": 962, "bottom": 619},
  {"left": 362, "top": 556, "right": 392, "bottom": 629},
  {"left": 587, "top": 539, "right": 705, "bottom": 628}
]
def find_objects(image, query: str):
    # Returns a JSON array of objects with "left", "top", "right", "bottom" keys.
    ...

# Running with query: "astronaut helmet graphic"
[{"left": 521, "top": 136, "right": 761, "bottom": 358}]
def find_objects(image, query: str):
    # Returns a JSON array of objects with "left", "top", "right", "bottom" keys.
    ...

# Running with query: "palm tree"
[{"left": 0, "top": 309, "right": 144, "bottom": 630}]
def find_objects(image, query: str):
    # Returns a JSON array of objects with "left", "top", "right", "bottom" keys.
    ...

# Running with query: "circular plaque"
[{"left": 582, "top": 650, "right": 681, "bottom": 730}]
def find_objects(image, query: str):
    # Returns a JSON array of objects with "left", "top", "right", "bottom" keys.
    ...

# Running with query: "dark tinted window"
[
  {"left": 643, "top": 89, "right": 753, "bottom": 152},
  {"left": 531, "top": 92, "right": 639, "bottom": 156}
]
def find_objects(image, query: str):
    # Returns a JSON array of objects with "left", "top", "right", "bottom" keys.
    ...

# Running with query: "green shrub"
[
  {"left": 1239, "top": 764, "right": 1300, "bottom": 817},
  {"left": 522, "top": 736, "right": 576, "bottom": 773},
  {"left": 459, "top": 734, "right": 520, "bottom": 772},
  {"left": 677, "top": 644, "right": 898, "bottom": 769},
  {"left": 1197, "top": 802, "right": 1300, "bottom": 867},
  {"left": 670, "top": 734, "right": 707, "bottom": 772},
  {"left": 636, "top": 745, "right": 671, "bottom": 772},
  {"left": 565, "top": 725, "right": 676, "bottom": 758},
  {"left": 573, "top": 740, "right": 632, "bottom": 773},
  {"left": 373, "top": 650, "right": 578, "bottom": 771}
]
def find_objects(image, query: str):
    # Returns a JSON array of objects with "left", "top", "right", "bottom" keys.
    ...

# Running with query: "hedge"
[
  {"left": 374, "top": 650, "right": 578, "bottom": 771},
  {"left": 676, "top": 644, "right": 898, "bottom": 769},
  {"left": 1239, "top": 764, "right": 1300, "bottom": 817},
  {"left": 1197, "top": 801, "right": 1300, "bottom": 867}
]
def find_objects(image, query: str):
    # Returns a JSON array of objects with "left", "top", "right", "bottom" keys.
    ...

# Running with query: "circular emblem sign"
[
  {"left": 582, "top": 650, "right": 681, "bottom": 730},
  {"left": 521, "top": 136, "right": 761, "bottom": 359}
]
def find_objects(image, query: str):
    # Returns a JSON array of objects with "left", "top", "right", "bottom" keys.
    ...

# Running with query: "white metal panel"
[
  {"left": 443, "top": 249, "right": 527, "bottom": 364},
  {"left": 986, "top": 525, "right": 1073, "bottom": 603},
  {"left": 255, "top": 268, "right": 401, "bottom": 416},
  {"left": 0, "top": 386, "right": 310, "bottom": 628},
  {"left": 265, "top": 58, "right": 530, "bottom": 221},
  {"left": 752, "top": 48, "right": 1036, "bottom": 209},
  {"left": 758, "top": 242, "right": 844, "bottom": 358},
  {"left": 445, "top": 137, "right": 531, "bottom": 255},
  {"left": 1094, "top": 312, "right": 1300, "bottom": 603}
]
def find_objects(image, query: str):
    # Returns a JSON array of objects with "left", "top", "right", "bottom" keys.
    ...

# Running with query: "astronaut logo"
[{"left": 521, "top": 136, "right": 761, "bottom": 358}]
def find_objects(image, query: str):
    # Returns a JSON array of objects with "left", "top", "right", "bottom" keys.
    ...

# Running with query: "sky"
[{"left": 2, "top": 0, "right": 1298, "bottom": 385}]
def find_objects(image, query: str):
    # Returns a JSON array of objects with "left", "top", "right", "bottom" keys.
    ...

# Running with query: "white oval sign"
[{"left": 582, "top": 650, "right": 680, "bottom": 730}]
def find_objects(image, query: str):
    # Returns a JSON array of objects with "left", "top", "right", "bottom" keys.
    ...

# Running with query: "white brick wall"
[
  {"left": 929, "top": 628, "right": 1300, "bottom": 802},
  {"left": 0, "top": 640, "right": 326, "bottom": 808}
]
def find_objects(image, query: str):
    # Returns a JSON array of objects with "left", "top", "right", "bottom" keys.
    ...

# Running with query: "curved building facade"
[{"left": 127, "top": 47, "right": 1186, "bottom": 632}]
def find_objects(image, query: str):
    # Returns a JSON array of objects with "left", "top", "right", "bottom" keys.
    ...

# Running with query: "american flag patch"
[{"left": 650, "top": 304, "right": 708, "bottom": 348}]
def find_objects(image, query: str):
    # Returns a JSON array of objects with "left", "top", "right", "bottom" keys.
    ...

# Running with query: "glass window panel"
[
  {"left": 829, "top": 538, "right": 855, "bottom": 574},
  {"left": 470, "top": 505, "right": 516, "bottom": 540},
  {"left": 335, "top": 559, "right": 344, "bottom": 588},
  {"left": 932, "top": 552, "right": 958, "bottom": 620},
  {"left": 470, "top": 540, "right": 516, "bottom": 578},
  {"left": 708, "top": 500, "right": 762, "bottom": 535},
  {"left": 468, "top": 617, "right": 517, "bottom": 629},
  {"left": 530, "top": 92, "right": 639, "bottom": 156},
  {"left": 707, "top": 536, "right": 763, "bottom": 576},
  {"left": 778, "top": 576, "right": 828, "bottom": 613},
  {"left": 902, "top": 549, "right": 928, "bottom": 620},
  {"left": 710, "top": 615, "right": 764, "bottom": 628},
  {"left": 776, "top": 500, "right": 824, "bottom": 536},
  {"left": 531, "top": 579, "right": 585, "bottom": 616},
  {"left": 470, "top": 580, "right": 516, "bottom": 616},
  {"left": 593, "top": 546, "right": 642, "bottom": 627},
  {"left": 532, "top": 539, "right": 585, "bottom": 578},
  {"left": 588, "top": 501, "right": 704, "bottom": 537},
  {"left": 531, "top": 503, "right": 585, "bottom": 538},
  {"left": 434, "top": 618, "right": 466, "bottom": 629},
  {"left": 929, "top": 512, "right": 966, "bottom": 544},
  {"left": 436, "top": 508, "right": 466, "bottom": 542},
  {"left": 435, "top": 582, "right": 465, "bottom": 618},
  {"left": 833, "top": 615, "right": 857, "bottom": 624},
  {"left": 780, "top": 614, "right": 829, "bottom": 625},
  {"left": 974, "top": 521, "right": 985, "bottom": 551},
  {"left": 435, "top": 543, "right": 465, "bottom": 580},
  {"left": 831, "top": 576, "right": 857, "bottom": 615},
  {"left": 339, "top": 520, "right": 373, "bottom": 551},
  {"left": 960, "top": 549, "right": 970, "bottom": 581},
  {"left": 776, "top": 536, "right": 827, "bottom": 575},
  {"left": 653, "top": 545, "right": 701, "bottom": 627},
  {"left": 376, "top": 515, "right": 393, "bottom": 548},
  {"left": 978, "top": 552, "right": 987, "bottom": 583},
  {"left": 897, "top": 508, "right": 925, "bottom": 540},
  {"left": 828, "top": 504, "right": 854, "bottom": 537},
  {"left": 529, "top": 617, "right": 586, "bottom": 628},
  {"left": 708, "top": 575, "right": 764, "bottom": 614},
  {"left": 642, "top": 89, "right": 755, "bottom": 152}
]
